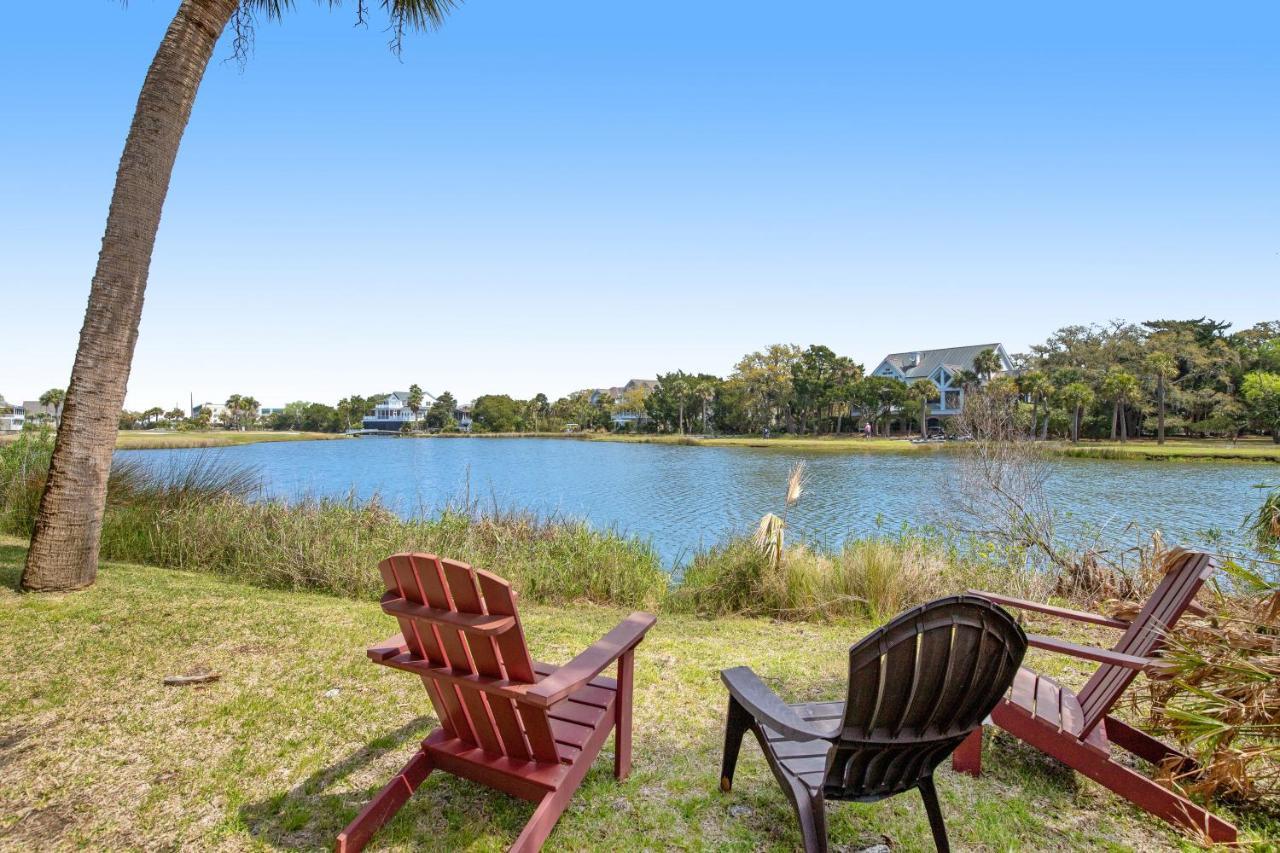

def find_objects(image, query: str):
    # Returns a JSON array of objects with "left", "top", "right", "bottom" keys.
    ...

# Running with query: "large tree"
[
  {"left": 1242, "top": 372, "right": 1280, "bottom": 444},
  {"left": 22, "top": 0, "right": 458, "bottom": 592}
]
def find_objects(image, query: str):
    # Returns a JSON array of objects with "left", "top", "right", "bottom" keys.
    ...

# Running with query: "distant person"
[
  {"left": 763, "top": 427, "right": 770, "bottom": 439},
  {"left": 863, "top": 422, "right": 873, "bottom": 437}
]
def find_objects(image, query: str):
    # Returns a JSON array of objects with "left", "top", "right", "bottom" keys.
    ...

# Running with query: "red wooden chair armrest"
[
  {"left": 720, "top": 666, "right": 837, "bottom": 742},
  {"left": 1026, "top": 634, "right": 1172, "bottom": 675},
  {"left": 524, "top": 612, "right": 656, "bottom": 708},
  {"left": 368, "top": 633, "right": 410, "bottom": 662},
  {"left": 969, "top": 590, "right": 1131, "bottom": 630}
]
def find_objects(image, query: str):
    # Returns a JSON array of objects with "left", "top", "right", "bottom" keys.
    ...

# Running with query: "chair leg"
[
  {"left": 719, "top": 695, "right": 753, "bottom": 792},
  {"left": 1104, "top": 715, "right": 1197, "bottom": 777},
  {"left": 510, "top": 788, "right": 574, "bottom": 853},
  {"left": 952, "top": 728, "right": 982, "bottom": 777},
  {"left": 336, "top": 750, "right": 434, "bottom": 853},
  {"left": 614, "top": 649, "right": 634, "bottom": 781},
  {"left": 917, "top": 775, "right": 950, "bottom": 853},
  {"left": 789, "top": 785, "right": 828, "bottom": 853}
]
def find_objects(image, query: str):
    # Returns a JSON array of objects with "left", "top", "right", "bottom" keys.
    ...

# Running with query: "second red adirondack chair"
[
  {"left": 338, "top": 553, "right": 656, "bottom": 852},
  {"left": 955, "top": 549, "right": 1236, "bottom": 843}
]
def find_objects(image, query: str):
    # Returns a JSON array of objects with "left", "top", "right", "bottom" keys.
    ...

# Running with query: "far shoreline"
[{"left": 7, "top": 428, "right": 1276, "bottom": 462}]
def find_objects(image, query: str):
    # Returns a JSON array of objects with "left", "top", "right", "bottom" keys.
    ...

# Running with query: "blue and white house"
[
  {"left": 363, "top": 391, "right": 436, "bottom": 431},
  {"left": 869, "top": 343, "right": 1014, "bottom": 429},
  {"left": 0, "top": 397, "right": 25, "bottom": 433}
]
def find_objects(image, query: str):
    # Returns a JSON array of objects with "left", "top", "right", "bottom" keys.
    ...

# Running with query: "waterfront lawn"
[
  {"left": 113, "top": 430, "right": 349, "bottom": 449},
  {"left": 0, "top": 536, "right": 1267, "bottom": 851},
  {"left": 1055, "top": 437, "right": 1280, "bottom": 463},
  {"left": 590, "top": 433, "right": 1280, "bottom": 462}
]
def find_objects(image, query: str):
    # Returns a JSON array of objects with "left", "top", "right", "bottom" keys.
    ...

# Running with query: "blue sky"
[{"left": 2, "top": 1, "right": 1277, "bottom": 410}]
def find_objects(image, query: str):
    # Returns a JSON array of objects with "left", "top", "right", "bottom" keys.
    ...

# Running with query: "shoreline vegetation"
[{"left": 8, "top": 426, "right": 1273, "bottom": 462}]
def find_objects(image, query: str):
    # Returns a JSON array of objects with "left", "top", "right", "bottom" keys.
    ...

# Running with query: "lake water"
[{"left": 117, "top": 437, "right": 1273, "bottom": 566}]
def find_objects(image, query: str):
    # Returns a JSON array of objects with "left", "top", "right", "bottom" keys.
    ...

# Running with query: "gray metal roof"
[{"left": 877, "top": 344, "right": 1005, "bottom": 380}]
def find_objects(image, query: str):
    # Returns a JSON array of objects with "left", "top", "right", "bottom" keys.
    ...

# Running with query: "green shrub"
[{"left": 0, "top": 428, "right": 55, "bottom": 536}]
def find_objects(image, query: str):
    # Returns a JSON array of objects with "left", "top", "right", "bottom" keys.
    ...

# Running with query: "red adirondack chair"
[
  {"left": 953, "top": 549, "right": 1237, "bottom": 843},
  {"left": 337, "top": 553, "right": 656, "bottom": 853}
]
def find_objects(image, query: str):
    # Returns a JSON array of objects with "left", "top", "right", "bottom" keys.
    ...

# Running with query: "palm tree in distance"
[
  {"left": 39, "top": 388, "right": 66, "bottom": 427},
  {"left": 1058, "top": 382, "right": 1095, "bottom": 444},
  {"left": 972, "top": 348, "right": 1002, "bottom": 382},
  {"left": 1145, "top": 351, "right": 1177, "bottom": 445},
  {"left": 1100, "top": 370, "right": 1141, "bottom": 443},
  {"left": 1017, "top": 371, "right": 1054, "bottom": 440},
  {"left": 907, "top": 380, "right": 939, "bottom": 439},
  {"left": 23, "top": 0, "right": 459, "bottom": 592}
]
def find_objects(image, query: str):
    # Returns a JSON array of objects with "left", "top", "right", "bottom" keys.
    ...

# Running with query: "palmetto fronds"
[
  {"left": 753, "top": 463, "right": 808, "bottom": 570},
  {"left": 235, "top": 0, "right": 459, "bottom": 59}
]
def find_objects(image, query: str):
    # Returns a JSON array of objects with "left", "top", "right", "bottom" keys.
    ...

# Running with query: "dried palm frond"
[{"left": 755, "top": 512, "right": 785, "bottom": 570}]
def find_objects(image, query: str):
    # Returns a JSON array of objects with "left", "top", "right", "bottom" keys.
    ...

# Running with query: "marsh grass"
[{"left": 672, "top": 534, "right": 1050, "bottom": 623}]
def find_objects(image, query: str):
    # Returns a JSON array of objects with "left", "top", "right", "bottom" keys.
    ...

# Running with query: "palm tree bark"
[
  {"left": 1157, "top": 375, "right": 1166, "bottom": 444},
  {"left": 22, "top": 0, "right": 239, "bottom": 592}
]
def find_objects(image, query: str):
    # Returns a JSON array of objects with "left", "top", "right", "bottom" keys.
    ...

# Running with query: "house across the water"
[
  {"left": 589, "top": 378, "right": 658, "bottom": 428},
  {"left": 362, "top": 391, "right": 435, "bottom": 431},
  {"left": 869, "top": 343, "right": 1013, "bottom": 430},
  {"left": 0, "top": 396, "right": 25, "bottom": 433}
]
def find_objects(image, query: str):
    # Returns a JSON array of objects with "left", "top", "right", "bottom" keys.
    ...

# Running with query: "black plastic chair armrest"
[{"left": 721, "top": 666, "right": 835, "bottom": 742}]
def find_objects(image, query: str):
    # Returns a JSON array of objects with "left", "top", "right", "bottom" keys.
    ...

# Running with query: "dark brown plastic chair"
[{"left": 719, "top": 595, "right": 1026, "bottom": 852}]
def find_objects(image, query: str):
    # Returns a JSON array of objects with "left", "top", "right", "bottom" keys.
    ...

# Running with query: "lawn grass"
[
  {"left": 590, "top": 434, "right": 1280, "bottom": 462},
  {"left": 114, "top": 430, "right": 349, "bottom": 449},
  {"left": 1052, "top": 438, "right": 1280, "bottom": 463},
  {"left": 2, "top": 535, "right": 1267, "bottom": 851},
  {"left": 427, "top": 432, "right": 1280, "bottom": 462}
]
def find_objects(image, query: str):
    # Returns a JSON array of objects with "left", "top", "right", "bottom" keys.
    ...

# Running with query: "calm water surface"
[{"left": 118, "top": 438, "right": 1271, "bottom": 565}]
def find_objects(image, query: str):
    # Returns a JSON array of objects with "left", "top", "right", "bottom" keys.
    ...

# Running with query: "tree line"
[{"left": 102, "top": 316, "right": 1280, "bottom": 442}]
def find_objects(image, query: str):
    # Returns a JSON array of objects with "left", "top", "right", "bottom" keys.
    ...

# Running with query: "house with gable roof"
[{"left": 868, "top": 343, "right": 1014, "bottom": 430}]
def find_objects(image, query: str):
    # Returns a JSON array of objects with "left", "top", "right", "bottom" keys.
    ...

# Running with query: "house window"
[{"left": 944, "top": 390, "right": 960, "bottom": 410}]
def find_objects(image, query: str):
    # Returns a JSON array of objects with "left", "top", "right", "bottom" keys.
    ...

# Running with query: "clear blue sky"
[{"left": 2, "top": 1, "right": 1276, "bottom": 410}]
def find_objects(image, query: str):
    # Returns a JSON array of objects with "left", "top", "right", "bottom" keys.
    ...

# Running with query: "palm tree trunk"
[
  {"left": 1111, "top": 402, "right": 1119, "bottom": 440},
  {"left": 22, "top": 0, "right": 238, "bottom": 592},
  {"left": 1157, "top": 376, "right": 1166, "bottom": 444},
  {"left": 1040, "top": 401, "right": 1049, "bottom": 440},
  {"left": 1120, "top": 404, "right": 1128, "bottom": 442},
  {"left": 1073, "top": 405, "right": 1081, "bottom": 443}
]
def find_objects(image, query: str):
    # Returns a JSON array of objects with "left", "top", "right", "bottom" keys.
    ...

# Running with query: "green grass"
[
  {"left": 114, "top": 430, "right": 349, "bottom": 449},
  {"left": 417, "top": 432, "right": 1280, "bottom": 462},
  {"left": 586, "top": 433, "right": 943, "bottom": 453},
  {"left": 1052, "top": 438, "right": 1280, "bottom": 463},
  {"left": 2, "top": 535, "right": 1271, "bottom": 851},
  {"left": 0, "top": 430, "right": 349, "bottom": 449}
]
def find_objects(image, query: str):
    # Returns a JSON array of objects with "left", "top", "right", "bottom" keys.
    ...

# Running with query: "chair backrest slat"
[
  {"left": 377, "top": 553, "right": 562, "bottom": 765},
  {"left": 384, "top": 555, "right": 476, "bottom": 743},
  {"left": 826, "top": 596, "right": 1026, "bottom": 801},
  {"left": 1076, "top": 550, "right": 1214, "bottom": 733},
  {"left": 440, "top": 558, "right": 533, "bottom": 761}
]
